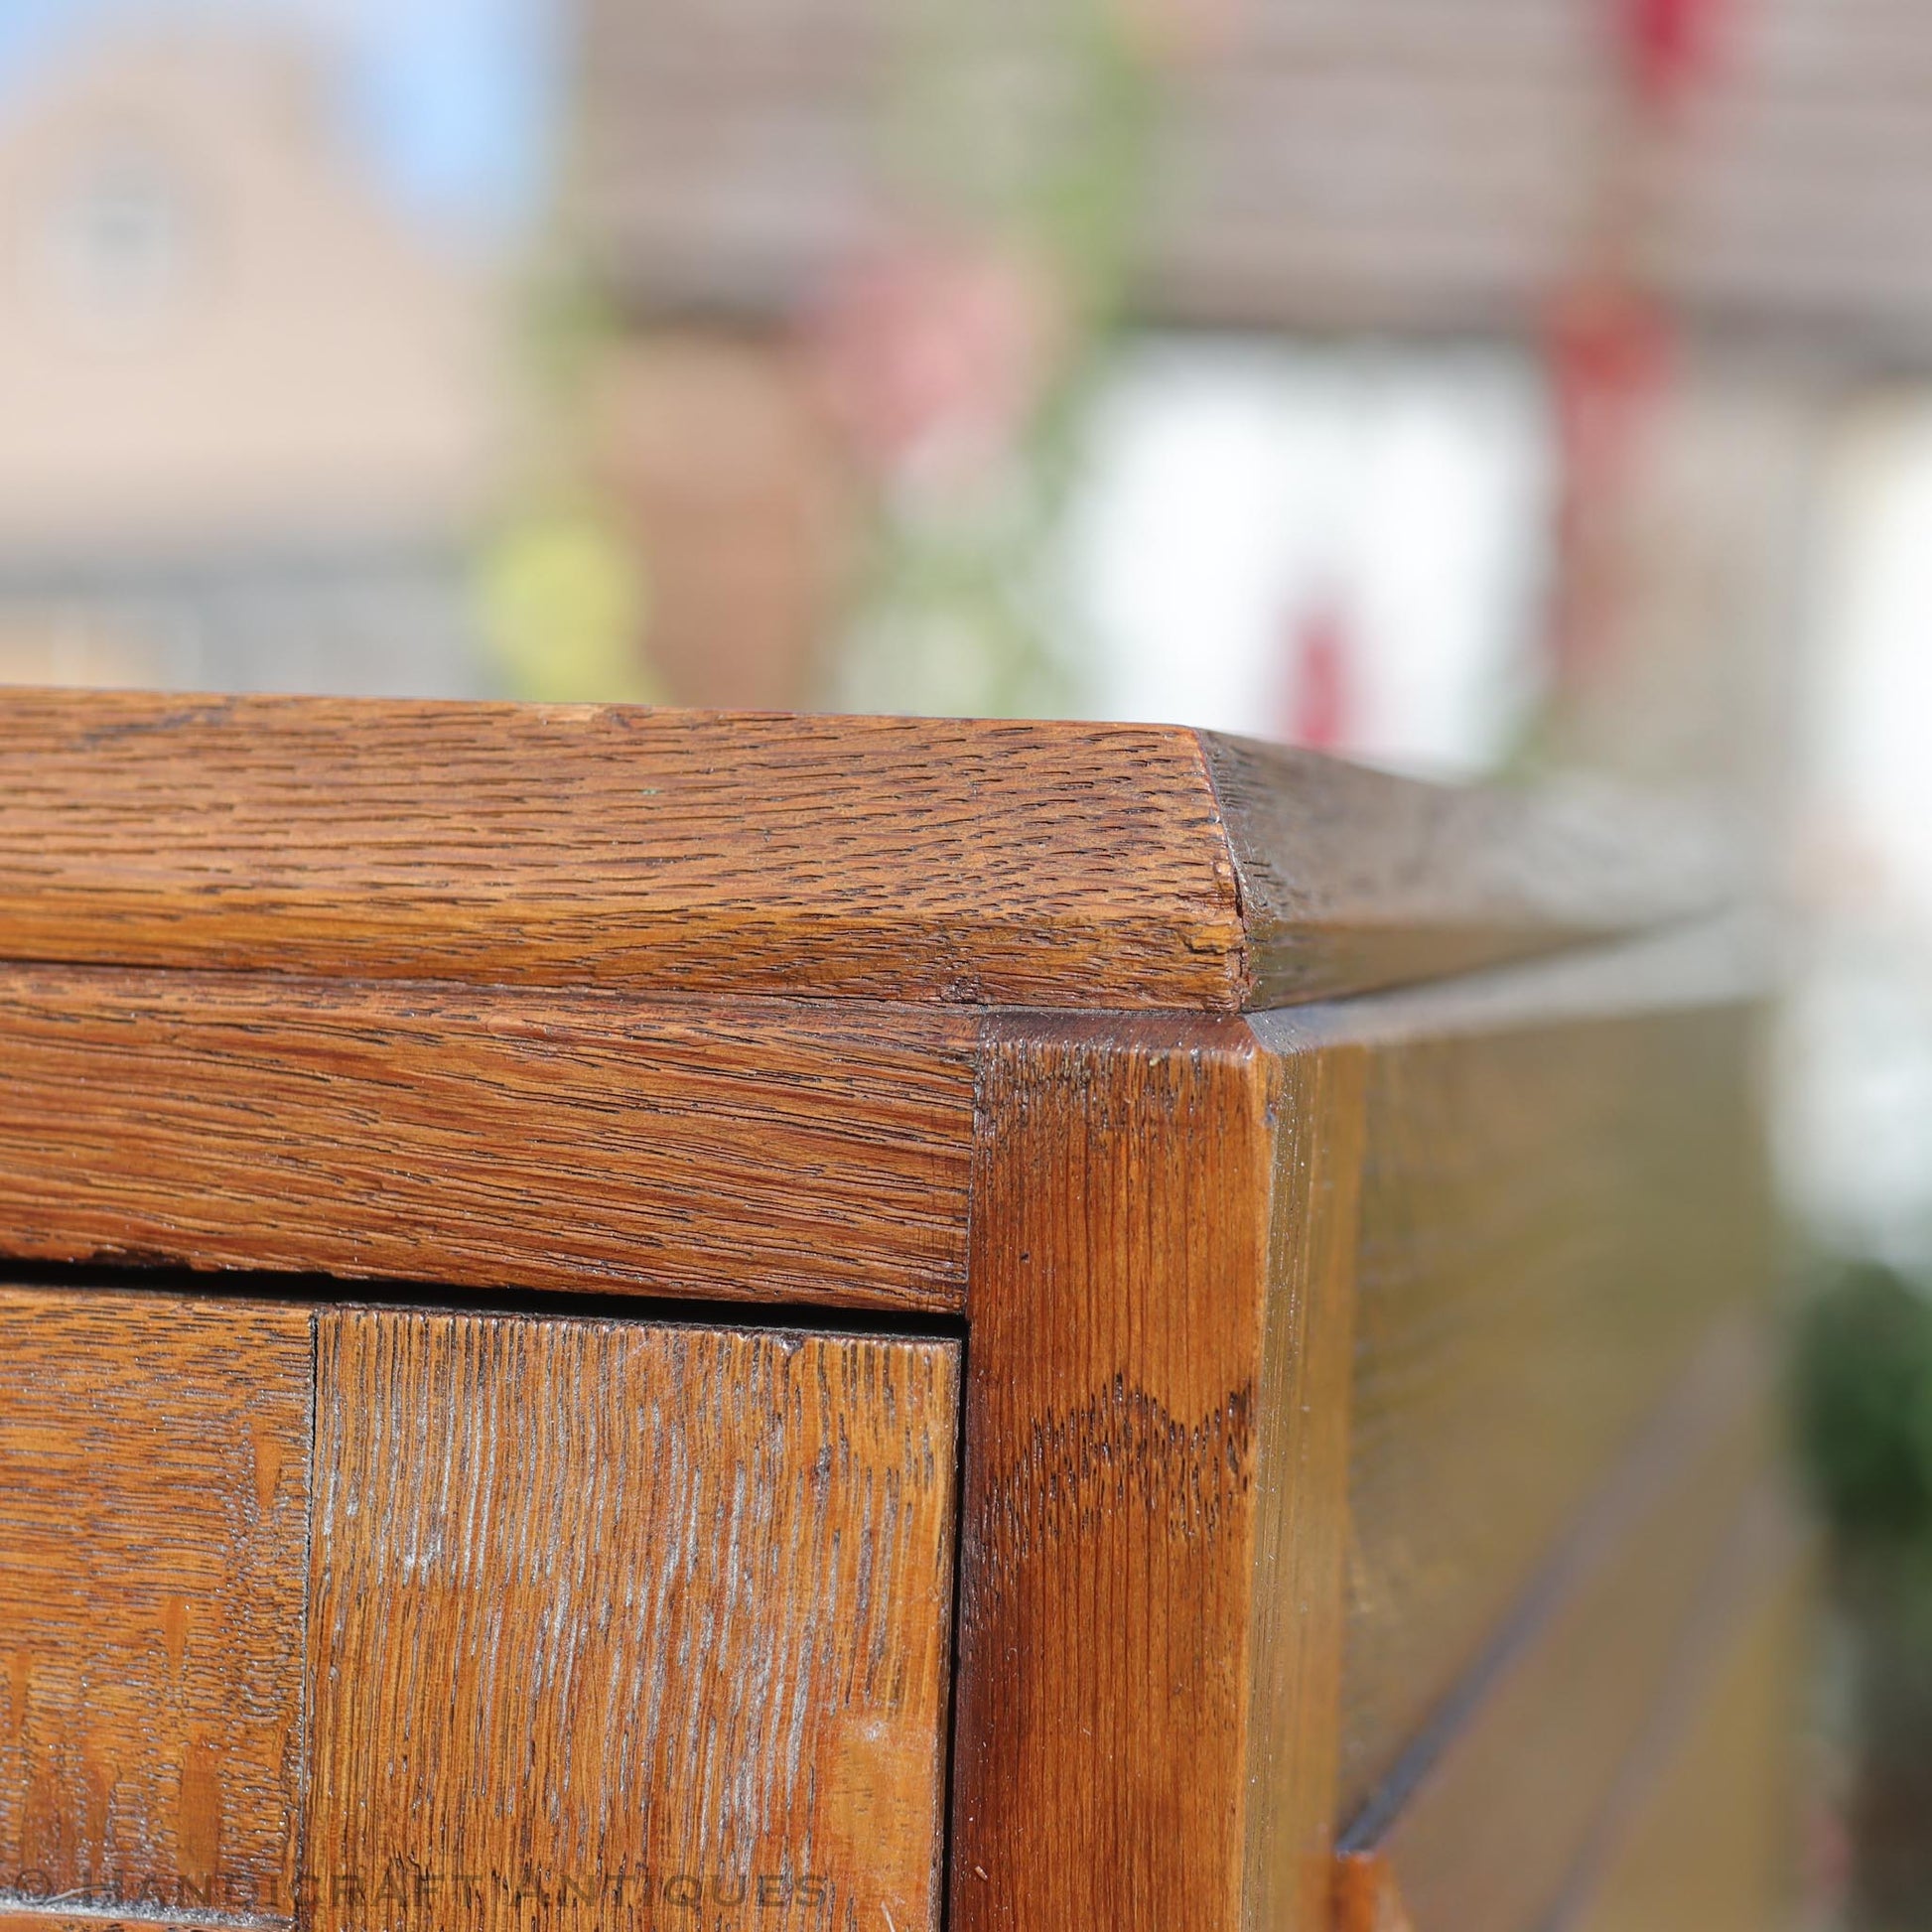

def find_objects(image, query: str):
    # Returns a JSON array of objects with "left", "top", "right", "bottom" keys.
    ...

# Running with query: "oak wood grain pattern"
[
  {"left": 0, "top": 965, "right": 971, "bottom": 1311},
  {"left": 0, "top": 1288, "right": 310, "bottom": 1919},
  {"left": 0, "top": 690, "right": 1242, "bottom": 1011},
  {"left": 1558, "top": 1526, "right": 1807, "bottom": 1932},
  {"left": 951, "top": 1018, "right": 1271, "bottom": 1932},
  {"left": 0, "top": 690, "right": 1722, "bottom": 1013},
  {"left": 1243, "top": 1040, "right": 1368, "bottom": 1932},
  {"left": 1203, "top": 735, "right": 1734, "bottom": 1008},
  {"left": 1263, "top": 943, "right": 1770, "bottom": 1820},
  {"left": 0, "top": 1916, "right": 255, "bottom": 1932},
  {"left": 953, "top": 1016, "right": 1360, "bottom": 1932},
  {"left": 1347, "top": 1322, "right": 1777, "bottom": 1932},
  {"left": 305, "top": 1309, "right": 959, "bottom": 1932}
]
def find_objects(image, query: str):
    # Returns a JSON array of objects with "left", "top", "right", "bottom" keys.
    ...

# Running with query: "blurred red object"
[
  {"left": 804, "top": 231, "right": 1062, "bottom": 493},
  {"left": 1278, "top": 595, "right": 1354, "bottom": 753},
  {"left": 1547, "top": 280, "right": 1673, "bottom": 541},
  {"left": 1115, "top": 0, "right": 1250, "bottom": 68},
  {"left": 1531, "top": 0, "right": 1735, "bottom": 712},
  {"left": 1621, "top": 0, "right": 1730, "bottom": 109},
  {"left": 1544, "top": 278, "right": 1674, "bottom": 676}
]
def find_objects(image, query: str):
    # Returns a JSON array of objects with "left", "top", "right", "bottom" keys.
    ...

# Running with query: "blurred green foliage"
[
  {"left": 1795, "top": 1258, "right": 1932, "bottom": 1930},
  {"left": 832, "top": 0, "right": 1170, "bottom": 717},
  {"left": 1797, "top": 1260, "right": 1932, "bottom": 1546},
  {"left": 479, "top": 505, "right": 655, "bottom": 704}
]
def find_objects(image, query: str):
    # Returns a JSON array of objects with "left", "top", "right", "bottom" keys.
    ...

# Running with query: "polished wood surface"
[
  {"left": 0, "top": 1917, "right": 203, "bottom": 1932},
  {"left": 951, "top": 1017, "right": 1368, "bottom": 1932},
  {"left": 1201, "top": 736, "right": 1726, "bottom": 1009},
  {"left": 0, "top": 966, "right": 972, "bottom": 1312},
  {"left": 1558, "top": 1532, "right": 1807, "bottom": 1932},
  {"left": 0, "top": 1290, "right": 961, "bottom": 1930},
  {"left": 0, "top": 690, "right": 1717, "bottom": 1013},
  {"left": 1260, "top": 928, "right": 1770, "bottom": 1822},
  {"left": 306, "top": 1309, "right": 960, "bottom": 1932},
  {"left": 0, "top": 1288, "right": 311, "bottom": 1919},
  {"left": 951, "top": 1018, "right": 1276, "bottom": 1932},
  {"left": 1244, "top": 1039, "right": 1369, "bottom": 1932},
  {"left": 1337, "top": 1321, "right": 1778, "bottom": 1932},
  {"left": 1339, "top": 1499, "right": 1807, "bottom": 1932},
  {"left": 0, "top": 699, "right": 1788, "bottom": 1932},
  {"left": 0, "top": 692, "right": 1238, "bottom": 1009}
]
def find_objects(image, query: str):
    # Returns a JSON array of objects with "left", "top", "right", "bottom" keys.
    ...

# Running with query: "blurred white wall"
[
  {"left": 1783, "top": 399, "right": 1932, "bottom": 1264},
  {"left": 1064, "top": 336, "right": 1550, "bottom": 775}
]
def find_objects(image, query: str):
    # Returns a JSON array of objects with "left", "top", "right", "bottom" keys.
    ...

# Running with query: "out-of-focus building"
[
  {"left": 567, "top": 0, "right": 1932, "bottom": 796},
  {"left": 578, "top": 0, "right": 1932, "bottom": 351},
  {"left": 0, "top": 25, "right": 508, "bottom": 695},
  {"left": 587, "top": 331, "right": 859, "bottom": 712}
]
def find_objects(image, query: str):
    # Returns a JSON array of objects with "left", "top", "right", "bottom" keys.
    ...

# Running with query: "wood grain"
[
  {"left": 1244, "top": 1039, "right": 1368, "bottom": 1932},
  {"left": 1338, "top": 1502, "right": 1806, "bottom": 1932},
  {"left": 0, "top": 1287, "right": 311, "bottom": 1922},
  {"left": 951, "top": 1018, "right": 1273, "bottom": 1932},
  {"left": 304, "top": 1308, "right": 960, "bottom": 1932},
  {"left": 0, "top": 964, "right": 972, "bottom": 1311},
  {"left": 0, "top": 1916, "right": 258, "bottom": 1932},
  {"left": 1202, "top": 735, "right": 1734, "bottom": 1008},
  {"left": 1556, "top": 1523, "right": 1808, "bottom": 1932},
  {"left": 0, "top": 1916, "right": 267, "bottom": 1932},
  {"left": 0, "top": 691, "right": 1242, "bottom": 1011},
  {"left": 1339, "top": 1320, "right": 1778, "bottom": 1932},
  {"left": 0, "top": 690, "right": 1724, "bottom": 1014},
  {"left": 0, "top": 700, "right": 1780, "bottom": 1932},
  {"left": 951, "top": 1016, "right": 1364, "bottom": 1932},
  {"left": 1259, "top": 925, "right": 1771, "bottom": 1821}
]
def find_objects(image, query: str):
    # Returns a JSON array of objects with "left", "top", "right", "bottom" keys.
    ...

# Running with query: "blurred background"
[{"left": 5, "top": 0, "right": 1932, "bottom": 1921}]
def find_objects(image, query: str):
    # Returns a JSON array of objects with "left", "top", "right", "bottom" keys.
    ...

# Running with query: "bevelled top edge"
[{"left": 0, "top": 691, "right": 1735, "bottom": 1010}]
